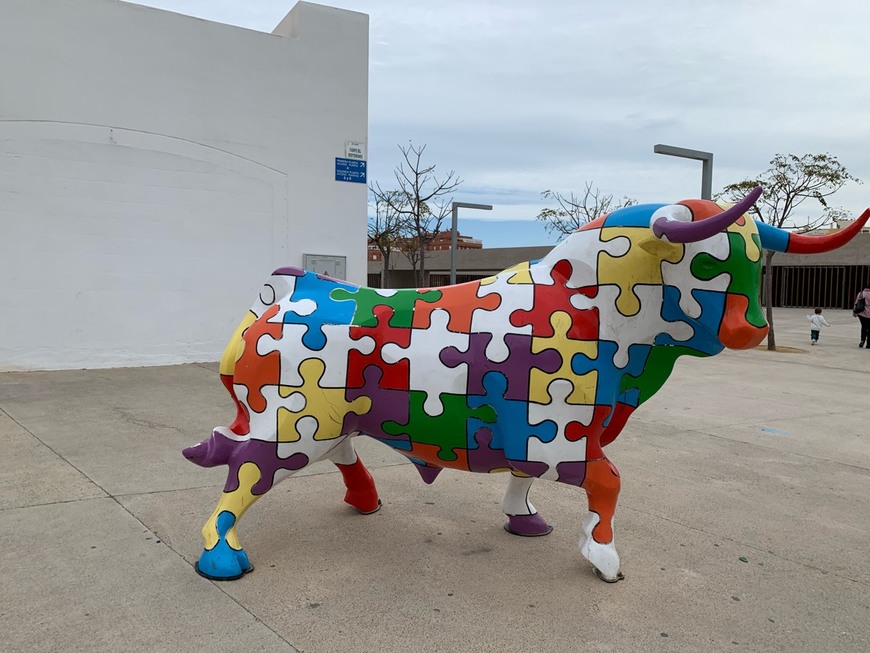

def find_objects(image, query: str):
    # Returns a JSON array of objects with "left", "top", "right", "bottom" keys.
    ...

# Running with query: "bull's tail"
[{"left": 183, "top": 312, "right": 256, "bottom": 467}]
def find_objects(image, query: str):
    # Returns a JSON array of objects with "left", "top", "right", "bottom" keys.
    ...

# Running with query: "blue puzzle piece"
[
  {"left": 467, "top": 371, "right": 557, "bottom": 462},
  {"left": 656, "top": 286, "right": 726, "bottom": 356},
  {"left": 602, "top": 203, "right": 666, "bottom": 228},
  {"left": 570, "top": 341, "right": 651, "bottom": 419},
  {"left": 280, "top": 269, "right": 357, "bottom": 350}
]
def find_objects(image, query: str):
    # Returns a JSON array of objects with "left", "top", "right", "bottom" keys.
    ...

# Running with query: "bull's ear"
[{"left": 638, "top": 235, "right": 681, "bottom": 258}]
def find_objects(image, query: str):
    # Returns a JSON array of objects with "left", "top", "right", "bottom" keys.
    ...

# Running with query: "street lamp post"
[
  {"left": 653, "top": 144, "right": 714, "bottom": 200},
  {"left": 450, "top": 201, "right": 492, "bottom": 285}
]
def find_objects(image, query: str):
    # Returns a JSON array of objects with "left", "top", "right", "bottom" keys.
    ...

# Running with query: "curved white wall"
[{"left": 0, "top": 0, "right": 368, "bottom": 370}]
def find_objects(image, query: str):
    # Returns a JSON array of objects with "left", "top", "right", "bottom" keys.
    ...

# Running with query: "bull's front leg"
[
  {"left": 502, "top": 472, "right": 552, "bottom": 536},
  {"left": 579, "top": 457, "right": 624, "bottom": 582},
  {"left": 196, "top": 460, "right": 262, "bottom": 580},
  {"left": 191, "top": 436, "right": 312, "bottom": 580}
]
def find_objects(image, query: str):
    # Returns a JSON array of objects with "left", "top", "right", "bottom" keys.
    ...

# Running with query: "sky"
[{"left": 128, "top": 0, "right": 870, "bottom": 247}]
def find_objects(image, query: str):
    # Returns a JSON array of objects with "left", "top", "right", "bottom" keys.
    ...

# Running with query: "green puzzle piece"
[
  {"left": 330, "top": 287, "right": 442, "bottom": 328},
  {"left": 382, "top": 391, "right": 497, "bottom": 462},
  {"left": 620, "top": 345, "right": 708, "bottom": 406},
  {"left": 690, "top": 232, "right": 765, "bottom": 328}
]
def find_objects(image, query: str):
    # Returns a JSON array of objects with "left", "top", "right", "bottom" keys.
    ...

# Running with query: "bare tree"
[
  {"left": 536, "top": 182, "right": 637, "bottom": 238},
  {"left": 367, "top": 188, "right": 406, "bottom": 287},
  {"left": 373, "top": 142, "right": 462, "bottom": 286},
  {"left": 719, "top": 153, "right": 860, "bottom": 351}
]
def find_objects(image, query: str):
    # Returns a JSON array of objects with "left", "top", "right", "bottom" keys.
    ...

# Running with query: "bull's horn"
[
  {"left": 756, "top": 208, "right": 870, "bottom": 253},
  {"left": 652, "top": 186, "right": 763, "bottom": 243}
]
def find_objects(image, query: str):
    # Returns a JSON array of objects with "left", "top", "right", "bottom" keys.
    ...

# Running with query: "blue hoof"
[
  {"left": 195, "top": 546, "right": 253, "bottom": 581},
  {"left": 195, "top": 511, "right": 254, "bottom": 580}
]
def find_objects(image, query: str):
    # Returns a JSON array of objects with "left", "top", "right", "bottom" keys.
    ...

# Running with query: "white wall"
[{"left": 0, "top": 0, "right": 368, "bottom": 370}]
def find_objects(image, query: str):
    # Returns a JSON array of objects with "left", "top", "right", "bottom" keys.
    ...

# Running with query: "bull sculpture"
[{"left": 184, "top": 187, "right": 869, "bottom": 582}]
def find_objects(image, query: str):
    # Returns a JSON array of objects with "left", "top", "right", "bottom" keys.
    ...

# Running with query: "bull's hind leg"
[
  {"left": 328, "top": 436, "right": 381, "bottom": 514},
  {"left": 502, "top": 472, "right": 552, "bottom": 536},
  {"left": 579, "top": 458, "right": 623, "bottom": 582}
]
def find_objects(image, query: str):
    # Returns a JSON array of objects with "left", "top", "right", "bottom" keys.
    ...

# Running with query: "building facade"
[{"left": 0, "top": 0, "right": 369, "bottom": 370}]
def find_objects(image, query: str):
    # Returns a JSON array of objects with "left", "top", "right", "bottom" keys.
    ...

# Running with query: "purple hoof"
[
  {"left": 504, "top": 513, "right": 553, "bottom": 537},
  {"left": 183, "top": 429, "right": 238, "bottom": 467}
]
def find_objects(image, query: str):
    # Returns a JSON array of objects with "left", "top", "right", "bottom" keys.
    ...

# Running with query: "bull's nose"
[{"left": 719, "top": 295, "right": 768, "bottom": 349}]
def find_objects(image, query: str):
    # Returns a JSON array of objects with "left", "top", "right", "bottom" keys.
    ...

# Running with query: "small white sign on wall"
[
  {"left": 345, "top": 141, "right": 366, "bottom": 160},
  {"left": 303, "top": 253, "right": 347, "bottom": 279}
]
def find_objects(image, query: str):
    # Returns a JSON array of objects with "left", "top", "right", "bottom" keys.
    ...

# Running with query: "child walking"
[{"left": 806, "top": 308, "right": 830, "bottom": 345}]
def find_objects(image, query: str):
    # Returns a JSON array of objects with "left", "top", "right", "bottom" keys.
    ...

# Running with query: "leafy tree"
[
  {"left": 367, "top": 188, "right": 406, "bottom": 287},
  {"left": 719, "top": 153, "right": 860, "bottom": 350},
  {"left": 536, "top": 182, "right": 636, "bottom": 238},
  {"left": 372, "top": 143, "right": 462, "bottom": 286}
]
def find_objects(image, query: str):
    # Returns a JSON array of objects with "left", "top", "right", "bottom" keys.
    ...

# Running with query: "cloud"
[{"left": 131, "top": 0, "right": 870, "bottom": 226}]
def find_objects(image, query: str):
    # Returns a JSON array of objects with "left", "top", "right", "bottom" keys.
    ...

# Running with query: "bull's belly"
[{"left": 363, "top": 429, "right": 514, "bottom": 474}]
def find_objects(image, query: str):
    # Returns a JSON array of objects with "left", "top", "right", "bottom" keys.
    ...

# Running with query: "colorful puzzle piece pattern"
[{"left": 214, "top": 199, "right": 768, "bottom": 491}]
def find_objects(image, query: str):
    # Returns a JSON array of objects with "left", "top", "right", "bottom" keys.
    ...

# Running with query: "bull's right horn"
[
  {"left": 653, "top": 186, "right": 763, "bottom": 243},
  {"left": 756, "top": 208, "right": 870, "bottom": 253}
]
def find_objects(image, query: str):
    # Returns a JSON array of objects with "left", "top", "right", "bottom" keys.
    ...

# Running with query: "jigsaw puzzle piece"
[
  {"left": 470, "top": 273, "right": 534, "bottom": 362},
  {"left": 655, "top": 287, "right": 726, "bottom": 355},
  {"left": 347, "top": 305, "right": 410, "bottom": 390},
  {"left": 440, "top": 332, "right": 561, "bottom": 402},
  {"left": 277, "top": 358, "right": 371, "bottom": 442},
  {"left": 467, "top": 371, "right": 557, "bottom": 462},
  {"left": 570, "top": 339, "right": 651, "bottom": 412},
  {"left": 598, "top": 226, "right": 684, "bottom": 317},
  {"left": 383, "top": 390, "right": 496, "bottom": 463},
  {"left": 347, "top": 365, "right": 412, "bottom": 451},
  {"left": 382, "top": 309, "right": 469, "bottom": 415},
  {"left": 232, "top": 304, "right": 284, "bottom": 414},
  {"left": 412, "top": 280, "right": 501, "bottom": 333},
  {"left": 466, "top": 427, "right": 513, "bottom": 474},
  {"left": 529, "top": 312, "right": 597, "bottom": 405},
  {"left": 570, "top": 284, "right": 694, "bottom": 367},
  {"left": 509, "top": 259, "right": 598, "bottom": 337},
  {"left": 279, "top": 270, "right": 358, "bottom": 350},
  {"left": 330, "top": 286, "right": 441, "bottom": 328}
]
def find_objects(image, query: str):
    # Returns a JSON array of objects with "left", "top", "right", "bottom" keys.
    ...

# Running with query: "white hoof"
[{"left": 578, "top": 511, "right": 621, "bottom": 582}]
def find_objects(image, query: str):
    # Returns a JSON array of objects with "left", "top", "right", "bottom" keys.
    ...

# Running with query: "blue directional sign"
[{"left": 335, "top": 157, "right": 366, "bottom": 183}]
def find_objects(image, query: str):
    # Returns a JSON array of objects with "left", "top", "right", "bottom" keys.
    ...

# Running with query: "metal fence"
[{"left": 767, "top": 265, "right": 870, "bottom": 309}]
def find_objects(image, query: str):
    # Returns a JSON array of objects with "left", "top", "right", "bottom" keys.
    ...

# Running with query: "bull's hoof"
[
  {"left": 345, "top": 491, "right": 381, "bottom": 514},
  {"left": 195, "top": 544, "right": 253, "bottom": 581},
  {"left": 594, "top": 568, "right": 625, "bottom": 583},
  {"left": 503, "top": 513, "right": 553, "bottom": 537},
  {"left": 195, "top": 560, "right": 254, "bottom": 581},
  {"left": 579, "top": 512, "right": 621, "bottom": 582}
]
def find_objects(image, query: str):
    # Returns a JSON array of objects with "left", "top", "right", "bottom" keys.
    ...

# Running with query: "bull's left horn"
[
  {"left": 756, "top": 208, "right": 870, "bottom": 253},
  {"left": 653, "top": 186, "right": 763, "bottom": 243}
]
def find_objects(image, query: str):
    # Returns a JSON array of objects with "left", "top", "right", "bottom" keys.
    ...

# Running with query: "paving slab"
[
  {"left": 0, "top": 409, "right": 106, "bottom": 510},
  {"left": 0, "top": 497, "right": 297, "bottom": 653},
  {"left": 121, "top": 465, "right": 870, "bottom": 653}
]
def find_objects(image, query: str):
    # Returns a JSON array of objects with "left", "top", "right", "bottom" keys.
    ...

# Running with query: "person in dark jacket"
[{"left": 854, "top": 287, "right": 870, "bottom": 347}]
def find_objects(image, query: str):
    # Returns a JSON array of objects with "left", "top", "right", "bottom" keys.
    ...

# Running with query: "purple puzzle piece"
[
  {"left": 345, "top": 365, "right": 412, "bottom": 450},
  {"left": 467, "top": 427, "right": 511, "bottom": 474},
  {"left": 440, "top": 332, "right": 561, "bottom": 400}
]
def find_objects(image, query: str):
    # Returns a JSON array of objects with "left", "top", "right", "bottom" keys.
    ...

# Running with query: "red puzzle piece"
[
  {"left": 509, "top": 259, "right": 598, "bottom": 339},
  {"left": 347, "top": 305, "right": 411, "bottom": 390}
]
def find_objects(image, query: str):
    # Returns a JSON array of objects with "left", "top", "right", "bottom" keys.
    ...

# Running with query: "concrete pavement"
[{"left": 1, "top": 308, "right": 868, "bottom": 652}]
